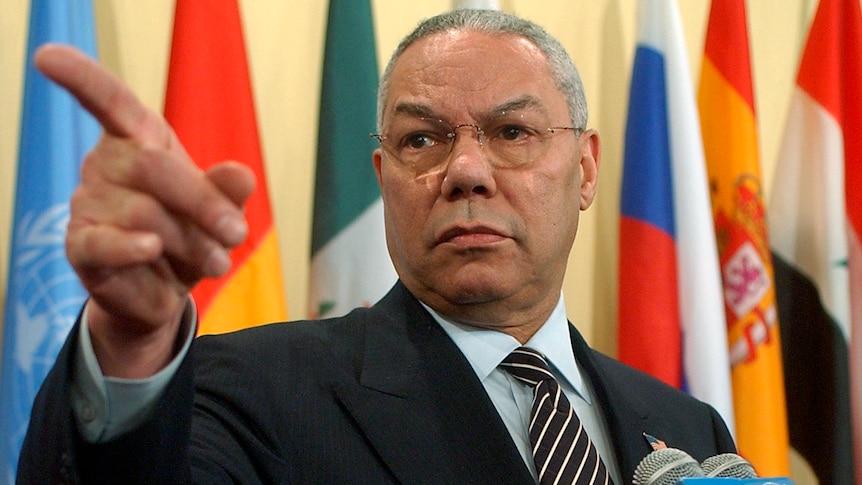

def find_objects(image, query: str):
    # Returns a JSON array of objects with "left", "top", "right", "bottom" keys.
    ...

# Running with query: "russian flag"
[{"left": 618, "top": 0, "right": 734, "bottom": 433}]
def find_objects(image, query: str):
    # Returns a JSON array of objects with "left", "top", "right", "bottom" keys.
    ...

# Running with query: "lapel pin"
[{"left": 643, "top": 432, "right": 667, "bottom": 451}]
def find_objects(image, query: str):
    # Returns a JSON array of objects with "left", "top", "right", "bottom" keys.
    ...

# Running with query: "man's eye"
[
  {"left": 497, "top": 125, "right": 533, "bottom": 141},
  {"left": 402, "top": 133, "right": 436, "bottom": 149}
]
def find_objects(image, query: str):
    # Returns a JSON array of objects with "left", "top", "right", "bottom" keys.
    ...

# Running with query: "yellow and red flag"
[
  {"left": 697, "top": 0, "right": 790, "bottom": 476},
  {"left": 164, "top": 0, "right": 287, "bottom": 334}
]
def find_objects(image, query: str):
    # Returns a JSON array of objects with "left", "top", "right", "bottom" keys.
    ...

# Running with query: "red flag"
[
  {"left": 164, "top": 0, "right": 287, "bottom": 334},
  {"left": 769, "top": 0, "right": 862, "bottom": 481}
]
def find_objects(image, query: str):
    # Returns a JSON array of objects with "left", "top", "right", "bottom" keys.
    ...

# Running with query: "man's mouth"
[{"left": 436, "top": 225, "right": 509, "bottom": 246}]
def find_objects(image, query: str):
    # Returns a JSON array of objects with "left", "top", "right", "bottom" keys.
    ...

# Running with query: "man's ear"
[
  {"left": 578, "top": 129, "right": 601, "bottom": 210},
  {"left": 372, "top": 148, "right": 384, "bottom": 190}
]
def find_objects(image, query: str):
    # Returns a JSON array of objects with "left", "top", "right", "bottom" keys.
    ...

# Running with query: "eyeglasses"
[{"left": 371, "top": 116, "right": 581, "bottom": 173}]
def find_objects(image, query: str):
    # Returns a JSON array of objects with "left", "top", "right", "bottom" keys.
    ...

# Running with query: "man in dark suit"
[{"left": 19, "top": 9, "right": 735, "bottom": 484}]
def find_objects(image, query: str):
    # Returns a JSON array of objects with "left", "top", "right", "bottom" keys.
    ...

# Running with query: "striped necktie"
[{"left": 500, "top": 347, "right": 613, "bottom": 485}]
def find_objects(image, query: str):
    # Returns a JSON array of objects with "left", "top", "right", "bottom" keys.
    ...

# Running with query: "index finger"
[
  {"left": 34, "top": 43, "right": 167, "bottom": 145},
  {"left": 37, "top": 44, "right": 248, "bottom": 248}
]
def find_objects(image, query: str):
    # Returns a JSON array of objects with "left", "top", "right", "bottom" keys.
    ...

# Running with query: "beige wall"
[
  {"left": 0, "top": 0, "right": 820, "bottom": 348},
  {"left": 0, "top": 1, "right": 830, "bottom": 481}
]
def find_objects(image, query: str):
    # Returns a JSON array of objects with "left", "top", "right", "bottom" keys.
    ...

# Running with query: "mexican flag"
[{"left": 309, "top": 0, "right": 396, "bottom": 318}]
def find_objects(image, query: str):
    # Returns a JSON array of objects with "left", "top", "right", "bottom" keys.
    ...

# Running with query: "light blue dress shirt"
[
  {"left": 426, "top": 296, "right": 621, "bottom": 484},
  {"left": 72, "top": 302, "right": 196, "bottom": 442}
]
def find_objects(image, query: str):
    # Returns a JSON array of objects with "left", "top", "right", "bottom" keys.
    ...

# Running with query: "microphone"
[
  {"left": 677, "top": 453, "right": 796, "bottom": 484},
  {"left": 632, "top": 447, "right": 705, "bottom": 485},
  {"left": 701, "top": 453, "right": 756, "bottom": 478}
]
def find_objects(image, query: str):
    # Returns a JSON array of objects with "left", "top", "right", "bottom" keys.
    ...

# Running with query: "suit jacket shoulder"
[{"left": 568, "top": 325, "right": 736, "bottom": 481}]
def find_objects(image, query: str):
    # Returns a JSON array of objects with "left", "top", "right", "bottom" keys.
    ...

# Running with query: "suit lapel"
[
  {"left": 567, "top": 323, "right": 655, "bottom": 482},
  {"left": 332, "top": 283, "right": 533, "bottom": 484}
]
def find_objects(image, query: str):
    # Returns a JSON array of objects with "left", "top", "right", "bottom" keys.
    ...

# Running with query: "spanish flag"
[
  {"left": 164, "top": 0, "right": 287, "bottom": 334},
  {"left": 697, "top": 0, "right": 790, "bottom": 476}
]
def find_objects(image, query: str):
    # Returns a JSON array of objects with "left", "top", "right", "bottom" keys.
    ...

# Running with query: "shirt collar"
[{"left": 423, "top": 295, "right": 591, "bottom": 404}]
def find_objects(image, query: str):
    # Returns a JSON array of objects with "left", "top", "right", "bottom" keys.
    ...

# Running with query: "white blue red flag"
[{"left": 618, "top": 0, "right": 734, "bottom": 434}]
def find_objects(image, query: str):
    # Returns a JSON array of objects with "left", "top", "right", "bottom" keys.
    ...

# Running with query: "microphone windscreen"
[
  {"left": 632, "top": 448, "right": 705, "bottom": 485},
  {"left": 701, "top": 453, "right": 757, "bottom": 478}
]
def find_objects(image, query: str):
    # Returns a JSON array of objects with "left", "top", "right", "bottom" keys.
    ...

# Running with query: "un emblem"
[{"left": 2, "top": 203, "right": 85, "bottom": 457}]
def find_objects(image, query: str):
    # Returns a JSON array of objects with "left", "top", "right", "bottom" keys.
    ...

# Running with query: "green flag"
[{"left": 310, "top": 0, "right": 395, "bottom": 318}]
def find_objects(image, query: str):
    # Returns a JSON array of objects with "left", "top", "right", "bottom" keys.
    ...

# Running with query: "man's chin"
[
  {"left": 431, "top": 280, "right": 516, "bottom": 307},
  {"left": 398, "top": 261, "right": 523, "bottom": 306}
]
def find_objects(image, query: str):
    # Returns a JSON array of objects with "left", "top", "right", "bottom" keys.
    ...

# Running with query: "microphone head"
[
  {"left": 632, "top": 447, "right": 705, "bottom": 485},
  {"left": 701, "top": 453, "right": 757, "bottom": 478}
]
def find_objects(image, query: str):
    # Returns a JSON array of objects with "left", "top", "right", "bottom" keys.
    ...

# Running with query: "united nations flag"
[{"left": 0, "top": 1, "right": 99, "bottom": 482}]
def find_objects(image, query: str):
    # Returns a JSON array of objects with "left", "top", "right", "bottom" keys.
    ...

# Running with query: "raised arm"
[{"left": 35, "top": 44, "right": 255, "bottom": 378}]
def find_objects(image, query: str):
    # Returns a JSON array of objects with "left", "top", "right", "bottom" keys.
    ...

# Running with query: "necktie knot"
[
  {"left": 500, "top": 347, "right": 555, "bottom": 386},
  {"left": 501, "top": 347, "right": 572, "bottom": 415},
  {"left": 499, "top": 346, "right": 614, "bottom": 485}
]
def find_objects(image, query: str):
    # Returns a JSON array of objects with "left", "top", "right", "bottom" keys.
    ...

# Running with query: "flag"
[
  {"left": 697, "top": 0, "right": 790, "bottom": 476},
  {"left": 0, "top": 1, "right": 99, "bottom": 481},
  {"left": 768, "top": 0, "right": 862, "bottom": 481},
  {"left": 618, "top": 0, "right": 734, "bottom": 432},
  {"left": 309, "top": 0, "right": 396, "bottom": 319},
  {"left": 164, "top": 0, "right": 287, "bottom": 334}
]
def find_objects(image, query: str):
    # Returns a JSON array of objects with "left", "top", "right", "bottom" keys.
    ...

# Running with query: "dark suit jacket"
[{"left": 19, "top": 282, "right": 735, "bottom": 484}]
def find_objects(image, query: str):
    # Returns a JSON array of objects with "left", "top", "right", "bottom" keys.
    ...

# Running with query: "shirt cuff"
[{"left": 71, "top": 299, "right": 197, "bottom": 443}]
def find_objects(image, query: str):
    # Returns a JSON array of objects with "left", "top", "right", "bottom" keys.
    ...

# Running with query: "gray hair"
[{"left": 376, "top": 9, "right": 588, "bottom": 132}]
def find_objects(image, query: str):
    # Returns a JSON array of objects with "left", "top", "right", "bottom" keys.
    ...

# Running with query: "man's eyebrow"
[
  {"left": 390, "top": 95, "right": 548, "bottom": 120},
  {"left": 392, "top": 102, "right": 437, "bottom": 118},
  {"left": 489, "top": 95, "right": 548, "bottom": 118}
]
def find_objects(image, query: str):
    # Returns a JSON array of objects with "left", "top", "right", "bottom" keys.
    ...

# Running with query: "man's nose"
[{"left": 439, "top": 125, "right": 497, "bottom": 200}]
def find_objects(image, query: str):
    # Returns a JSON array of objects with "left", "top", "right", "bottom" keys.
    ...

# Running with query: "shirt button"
[{"left": 80, "top": 402, "right": 96, "bottom": 422}]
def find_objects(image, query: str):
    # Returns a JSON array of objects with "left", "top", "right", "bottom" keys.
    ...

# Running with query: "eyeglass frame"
[{"left": 370, "top": 116, "right": 583, "bottom": 172}]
